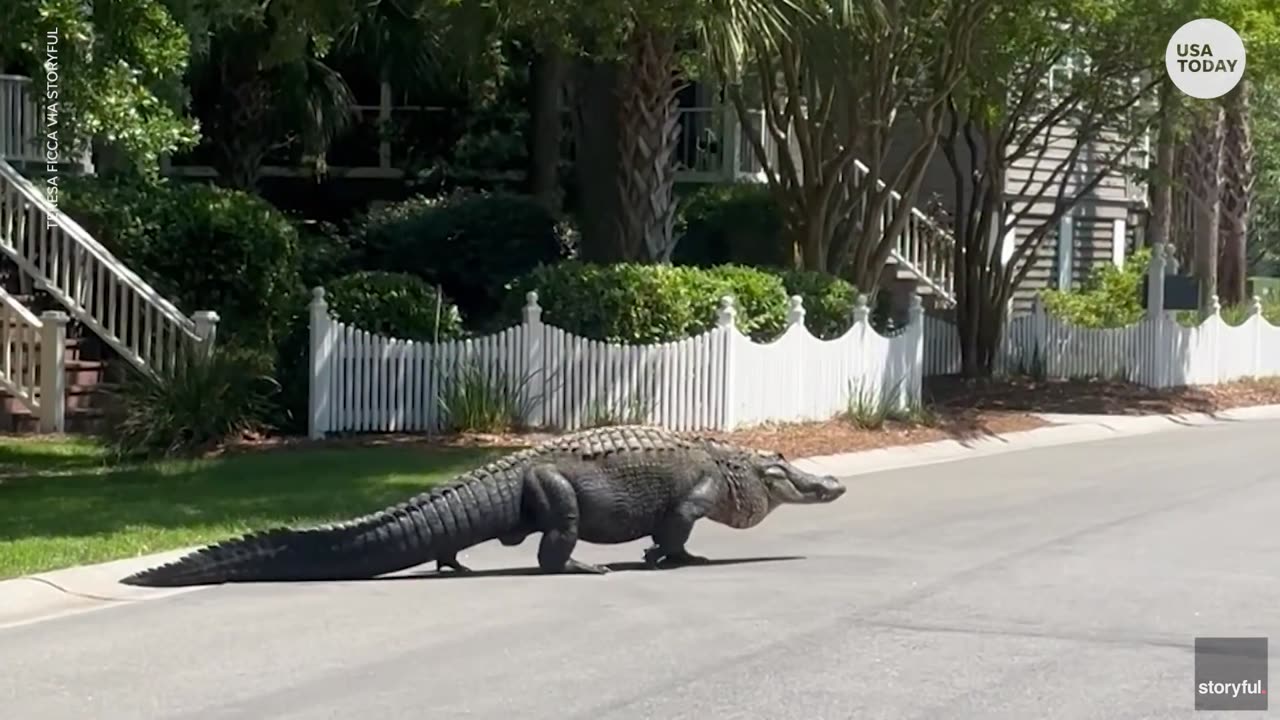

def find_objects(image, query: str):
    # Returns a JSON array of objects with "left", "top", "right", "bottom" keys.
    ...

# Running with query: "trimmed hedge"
[
  {"left": 776, "top": 269, "right": 861, "bottom": 339},
  {"left": 351, "top": 189, "right": 572, "bottom": 323},
  {"left": 502, "top": 261, "right": 861, "bottom": 343},
  {"left": 326, "top": 271, "right": 465, "bottom": 341},
  {"left": 61, "top": 175, "right": 302, "bottom": 351}
]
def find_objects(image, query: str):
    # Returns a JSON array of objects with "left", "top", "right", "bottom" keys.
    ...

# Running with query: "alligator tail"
[{"left": 119, "top": 469, "right": 526, "bottom": 587}]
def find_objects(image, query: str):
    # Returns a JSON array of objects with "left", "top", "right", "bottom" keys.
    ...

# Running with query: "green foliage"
[
  {"left": 103, "top": 345, "right": 279, "bottom": 459},
  {"left": 436, "top": 359, "right": 540, "bottom": 434},
  {"left": 61, "top": 176, "right": 302, "bottom": 351},
  {"left": 1040, "top": 249, "right": 1151, "bottom": 328},
  {"left": 325, "top": 271, "right": 466, "bottom": 341},
  {"left": 673, "top": 183, "right": 789, "bottom": 268},
  {"left": 351, "top": 189, "right": 571, "bottom": 323},
  {"left": 504, "top": 261, "right": 859, "bottom": 343},
  {"left": 776, "top": 269, "right": 861, "bottom": 339},
  {"left": 502, "top": 262, "right": 785, "bottom": 343},
  {"left": 0, "top": 0, "right": 201, "bottom": 171}
]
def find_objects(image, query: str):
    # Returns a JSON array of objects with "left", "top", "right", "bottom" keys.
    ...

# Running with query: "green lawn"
[{"left": 0, "top": 436, "right": 510, "bottom": 579}]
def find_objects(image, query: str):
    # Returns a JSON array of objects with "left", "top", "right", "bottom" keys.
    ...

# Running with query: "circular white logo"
[{"left": 1166, "top": 18, "right": 1247, "bottom": 99}]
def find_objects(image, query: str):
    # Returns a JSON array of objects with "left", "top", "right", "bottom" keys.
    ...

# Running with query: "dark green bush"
[
  {"left": 103, "top": 344, "right": 279, "bottom": 459},
  {"left": 62, "top": 176, "right": 302, "bottom": 351},
  {"left": 501, "top": 262, "right": 795, "bottom": 343},
  {"left": 325, "top": 271, "right": 466, "bottom": 341},
  {"left": 776, "top": 269, "right": 861, "bottom": 339},
  {"left": 351, "top": 189, "right": 571, "bottom": 323},
  {"left": 673, "top": 183, "right": 789, "bottom": 268}
]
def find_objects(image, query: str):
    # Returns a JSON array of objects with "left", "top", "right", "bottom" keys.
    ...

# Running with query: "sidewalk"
[{"left": 5, "top": 403, "right": 1280, "bottom": 631}]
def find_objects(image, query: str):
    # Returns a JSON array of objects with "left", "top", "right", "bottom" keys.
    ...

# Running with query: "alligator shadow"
[{"left": 346, "top": 554, "right": 807, "bottom": 582}]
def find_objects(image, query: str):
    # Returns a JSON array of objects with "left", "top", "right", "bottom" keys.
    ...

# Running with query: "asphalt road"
[{"left": 4, "top": 420, "right": 1280, "bottom": 720}]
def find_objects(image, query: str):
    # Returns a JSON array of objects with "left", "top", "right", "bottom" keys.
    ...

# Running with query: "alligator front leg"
[
  {"left": 524, "top": 464, "right": 611, "bottom": 575},
  {"left": 644, "top": 475, "right": 720, "bottom": 569}
]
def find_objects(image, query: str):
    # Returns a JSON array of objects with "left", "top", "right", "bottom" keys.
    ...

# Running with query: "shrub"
[
  {"left": 62, "top": 176, "right": 302, "bottom": 351},
  {"left": 776, "top": 269, "right": 861, "bottom": 339},
  {"left": 673, "top": 183, "right": 790, "bottom": 268},
  {"left": 1040, "top": 248, "right": 1150, "bottom": 328},
  {"left": 501, "top": 262, "right": 795, "bottom": 343},
  {"left": 436, "top": 358, "right": 540, "bottom": 433},
  {"left": 102, "top": 345, "right": 279, "bottom": 459},
  {"left": 325, "top": 271, "right": 466, "bottom": 341},
  {"left": 351, "top": 189, "right": 571, "bottom": 323}
]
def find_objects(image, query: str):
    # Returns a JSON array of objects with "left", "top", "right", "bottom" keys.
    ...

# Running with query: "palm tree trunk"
[
  {"left": 569, "top": 57, "right": 625, "bottom": 262},
  {"left": 615, "top": 26, "right": 682, "bottom": 263},
  {"left": 1186, "top": 104, "right": 1225, "bottom": 312},
  {"left": 1218, "top": 79, "right": 1253, "bottom": 306},
  {"left": 1148, "top": 77, "right": 1177, "bottom": 250},
  {"left": 528, "top": 46, "right": 565, "bottom": 214}
]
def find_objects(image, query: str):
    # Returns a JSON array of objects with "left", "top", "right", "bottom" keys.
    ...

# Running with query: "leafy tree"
[
  {"left": 940, "top": 0, "right": 1171, "bottom": 377},
  {"left": 717, "top": 0, "right": 992, "bottom": 286},
  {"left": 0, "top": 0, "right": 201, "bottom": 172}
]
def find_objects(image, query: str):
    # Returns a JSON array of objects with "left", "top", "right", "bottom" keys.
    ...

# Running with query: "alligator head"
[{"left": 707, "top": 444, "right": 846, "bottom": 528}]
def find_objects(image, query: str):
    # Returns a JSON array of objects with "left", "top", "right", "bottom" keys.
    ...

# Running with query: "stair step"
[{"left": 7, "top": 407, "right": 109, "bottom": 435}]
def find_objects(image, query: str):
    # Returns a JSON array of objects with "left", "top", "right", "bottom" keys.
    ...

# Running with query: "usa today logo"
[{"left": 1166, "top": 18, "right": 1247, "bottom": 99}]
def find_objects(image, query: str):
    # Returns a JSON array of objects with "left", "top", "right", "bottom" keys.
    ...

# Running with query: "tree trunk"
[
  {"left": 1186, "top": 104, "right": 1225, "bottom": 312},
  {"left": 527, "top": 46, "right": 565, "bottom": 215},
  {"left": 1218, "top": 80, "right": 1253, "bottom": 306},
  {"left": 568, "top": 58, "right": 625, "bottom": 262},
  {"left": 1148, "top": 77, "right": 1177, "bottom": 250},
  {"left": 614, "top": 27, "right": 682, "bottom": 263}
]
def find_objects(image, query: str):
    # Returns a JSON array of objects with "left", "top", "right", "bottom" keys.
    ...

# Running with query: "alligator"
[{"left": 119, "top": 425, "right": 846, "bottom": 587}]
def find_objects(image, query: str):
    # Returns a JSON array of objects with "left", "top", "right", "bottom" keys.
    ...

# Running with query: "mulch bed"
[{"left": 218, "top": 376, "right": 1280, "bottom": 461}]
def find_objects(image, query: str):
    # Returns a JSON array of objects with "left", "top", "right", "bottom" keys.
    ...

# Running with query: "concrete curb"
[
  {"left": 5, "top": 403, "right": 1280, "bottom": 630},
  {"left": 792, "top": 403, "right": 1280, "bottom": 478},
  {"left": 0, "top": 547, "right": 203, "bottom": 630}
]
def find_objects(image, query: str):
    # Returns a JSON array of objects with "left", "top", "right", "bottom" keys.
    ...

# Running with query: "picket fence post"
[
  {"left": 309, "top": 287, "right": 334, "bottom": 440},
  {"left": 907, "top": 293, "right": 924, "bottom": 408},
  {"left": 1144, "top": 243, "right": 1168, "bottom": 387},
  {"left": 1208, "top": 294, "right": 1222, "bottom": 384},
  {"left": 38, "top": 310, "right": 68, "bottom": 433},
  {"left": 716, "top": 296, "right": 738, "bottom": 431},
  {"left": 1248, "top": 295, "right": 1264, "bottom": 378},
  {"left": 522, "top": 291, "right": 546, "bottom": 429}
]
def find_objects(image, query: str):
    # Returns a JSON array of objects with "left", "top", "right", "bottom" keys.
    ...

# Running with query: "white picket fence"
[
  {"left": 305, "top": 245, "right": 1280, "bottom": 438},
  {"left": 306, "top": 288, "right": 925, "bottom": 437}
]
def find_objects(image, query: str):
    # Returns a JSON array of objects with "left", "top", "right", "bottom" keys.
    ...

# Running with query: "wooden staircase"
[
  {"left": 0, "top": 277, "right": 118, "bottom": 433},
  {"left": 0, "top": 75, "right": 220, "bottom": 435}
]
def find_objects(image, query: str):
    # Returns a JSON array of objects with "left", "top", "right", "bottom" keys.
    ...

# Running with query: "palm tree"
[
  {"left": 1218, "top": 78, "right": 1253, "bottom": 306},
  {"left": 604, "top": 0, "right": 804, "bottom": 263}
]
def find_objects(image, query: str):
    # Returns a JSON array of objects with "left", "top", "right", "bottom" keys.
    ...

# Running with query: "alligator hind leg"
[
  {"left": 525, "top": 464, "right": 610, "bottom": 575},
  {"left": 644, "top": 476, "right": 719, "bottom": 569},
  {"left": 436, "top": 552, "right": 473, "bottom": 573}
]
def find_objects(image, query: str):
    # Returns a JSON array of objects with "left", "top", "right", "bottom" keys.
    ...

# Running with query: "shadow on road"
[{"left": 343, "top": 554, "right": 808, "bottom": 582}]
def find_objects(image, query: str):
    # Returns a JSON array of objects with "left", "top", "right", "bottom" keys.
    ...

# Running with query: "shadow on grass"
[{"left": 0, "top": 442, "right": 510, "bottom": 543}]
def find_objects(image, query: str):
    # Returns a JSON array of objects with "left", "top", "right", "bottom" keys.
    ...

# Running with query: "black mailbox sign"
[{"left": 1141, "top": 275, "right": 1201, "bottom": 310}]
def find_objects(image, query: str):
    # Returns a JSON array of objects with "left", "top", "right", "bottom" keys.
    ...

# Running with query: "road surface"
[{"left": 4, "top": 420, "right": 1279, "bottom": 719}]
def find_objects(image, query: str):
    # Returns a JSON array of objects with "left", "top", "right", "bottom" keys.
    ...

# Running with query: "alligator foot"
[
  {"left": 563, "top": 558, "right": 611, "bottom": 575},
  {"left": 643, "top": 545, "right": 710, "bottom": 569},
  {"left": 436, "top": 555, "right": 473, "bottom": 574}
]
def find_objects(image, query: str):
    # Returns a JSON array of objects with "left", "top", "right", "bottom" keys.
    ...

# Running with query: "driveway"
[{"left": 4, "top": 419, "right": 1278, "bottom": 719}]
